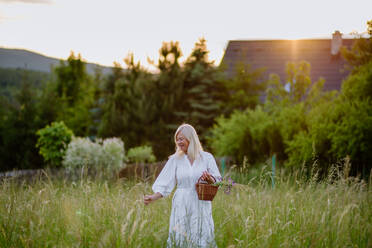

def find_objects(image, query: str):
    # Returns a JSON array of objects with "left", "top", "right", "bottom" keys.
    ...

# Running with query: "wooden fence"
[
  {"left": 118, "top": 161, "right": 166, "bottom": 181},
  {"left": 118, "top": 156, "right": 234, "bottom": 181}
]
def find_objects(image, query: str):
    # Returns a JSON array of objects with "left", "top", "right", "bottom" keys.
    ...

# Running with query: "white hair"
[{"left": 174, "top": 123, "right": 203, "bottom": 161}]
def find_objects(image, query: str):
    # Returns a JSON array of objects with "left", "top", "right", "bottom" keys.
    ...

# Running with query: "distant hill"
[{"left": 0, "top": 47, "right": 113, "bottom": 75}]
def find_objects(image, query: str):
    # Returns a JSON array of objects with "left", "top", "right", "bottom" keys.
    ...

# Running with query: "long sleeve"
[
  {"left": 206, "top": 153, "right": 222, "bottom": 182},
  {"left": 152, "top": 156, "right": 177, "bottom": 197}
]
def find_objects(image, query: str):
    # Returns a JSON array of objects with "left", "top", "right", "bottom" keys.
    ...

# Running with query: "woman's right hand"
[
  {"left": 144, "top": 192, "right": 162, "bottom": 205},
  {"left": 144, "top": 195, "right": 154, "bottom": 205}
]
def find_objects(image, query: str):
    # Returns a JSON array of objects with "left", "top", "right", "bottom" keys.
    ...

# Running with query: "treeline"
[
  {"left": 0, "top": 68, "right": 49, "bottom": 100},
  {"left": 0, "top": 22, "right": 371, "bottom": 178},
  {"left": 0, "top": 38, "right": 266, "bottom": 172}
]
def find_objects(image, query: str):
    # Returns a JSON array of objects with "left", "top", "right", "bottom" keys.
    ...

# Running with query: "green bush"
[
  {"left": 62, "top": 137, "right": 125, "bottom": 171},
  {"left": 210, "top": 106, "right": 281, "bottom": 164},
  {"left": 126, "top": 145, "right": 156, "bottom": 163},
  {"left": 286, "top": 61, "right": 372, "bottom": 176},
  {"left": 36, "top": 121, "right": 74, "bottom": 168},
  {"left": 210, "top": 58, "right": 372, "bottom": 177}
]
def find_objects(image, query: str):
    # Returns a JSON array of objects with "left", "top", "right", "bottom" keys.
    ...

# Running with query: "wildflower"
[{"left": 213, "top": 176, "right": 235, "bottom": 195}]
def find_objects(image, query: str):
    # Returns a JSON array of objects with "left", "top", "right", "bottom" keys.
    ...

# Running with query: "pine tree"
[
  {"left": 180, "top": 38, "right": 225, "bottom": 138},
  {"left": 52, "top": 52, "right": 94, "bottom": 136}
]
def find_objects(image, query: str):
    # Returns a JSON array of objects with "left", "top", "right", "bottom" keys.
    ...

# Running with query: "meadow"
[{"left": 0, "top": 168, "right": 371, "bottom": 248}]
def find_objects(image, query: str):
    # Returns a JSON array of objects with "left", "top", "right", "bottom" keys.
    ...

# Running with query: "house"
[{"left": 220, "top": 31, "right": 354, "bottom": 91}]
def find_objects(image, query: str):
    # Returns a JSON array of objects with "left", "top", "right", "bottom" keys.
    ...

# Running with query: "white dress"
[{"left": 152, "top": 151, "right": 221, "bottom": 248}]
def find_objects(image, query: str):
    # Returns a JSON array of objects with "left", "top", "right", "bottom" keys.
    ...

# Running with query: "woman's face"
[{"left": 176, "top": 132, "right": 189, "bottom": 153}]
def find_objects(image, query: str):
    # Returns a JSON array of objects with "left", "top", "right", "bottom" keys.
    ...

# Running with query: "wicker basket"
[{"left": 195, "top": 175, "right": 219, "bottom": 201}]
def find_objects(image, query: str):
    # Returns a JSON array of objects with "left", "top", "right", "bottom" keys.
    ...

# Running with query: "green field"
[{"left": 0, "top": 171, "right": 371, "bottom": 248}]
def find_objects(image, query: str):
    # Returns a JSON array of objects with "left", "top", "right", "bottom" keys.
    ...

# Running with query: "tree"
[
  {"left": 181, "top": 38, "right": 226, "bottom": 140},
  {"left": 0, "top": 75, "right": 43, "bottom": 171},
  {"left": 341, "top": 20, "right": 372, "bottom": 72},
  {"left": 99, "top": 54, "right": 156, "bottom": 155},
  {"left": 223, "top": 62, "right": 266, "bottom": 113},
  {"left": 150, "top": 41, "right": 185, "bottom": 157},
  {"left": 53, "top": 52, "right": 94, "bottom": 136}
]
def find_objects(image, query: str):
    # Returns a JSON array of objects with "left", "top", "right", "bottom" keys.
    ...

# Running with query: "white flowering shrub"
[
  {"left": 102, "top": 138, "right": 125, "bottom": 170},
  {"left": 62, "top": 137, "right": 125, "bottom": 171}
]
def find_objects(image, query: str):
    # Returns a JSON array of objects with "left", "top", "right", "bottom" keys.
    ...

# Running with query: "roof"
[{"left": 220, "top": 39, "right": 354, "bottom": 91}]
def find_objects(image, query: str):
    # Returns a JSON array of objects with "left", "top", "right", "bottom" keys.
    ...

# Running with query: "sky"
[{"left": 0, "top": 0, "right": 371, "bottom": 69}]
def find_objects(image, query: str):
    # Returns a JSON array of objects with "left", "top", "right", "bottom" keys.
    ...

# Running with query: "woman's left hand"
[{"left": 201, "top": 171, "right": 215, "bottom": 184}]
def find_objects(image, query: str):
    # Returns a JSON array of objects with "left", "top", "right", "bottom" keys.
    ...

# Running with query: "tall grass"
[{"left": 0, "top": 169, "right": 371, "bottom": 247}]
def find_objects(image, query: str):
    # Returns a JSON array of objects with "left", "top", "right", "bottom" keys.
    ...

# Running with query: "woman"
[{"left": 144, "top": 123, "right": 221, "bottom": 248}]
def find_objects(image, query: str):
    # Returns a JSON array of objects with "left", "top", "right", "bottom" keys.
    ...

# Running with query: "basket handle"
[{"left": 197, "top": 174, "right": 216, "bottom": 184}]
